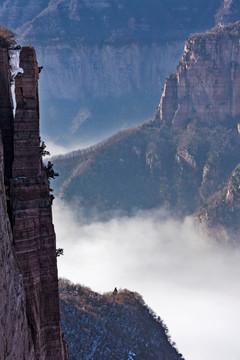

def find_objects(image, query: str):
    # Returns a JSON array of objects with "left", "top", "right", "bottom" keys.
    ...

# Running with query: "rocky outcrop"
[
  {"left": 9, "top": 46, "right": 69, "bottom": 359},
  {"left": 0, "top": 134, "right": 35, "bottom": 360},
  {"left": 1, "top": 0, "right": 231, "bottom": 146},
  {"left": 215, "top": 0, "right": 240, "bottom": 25},
  {"left": 197, "top": 163, "right": 240, "bottom": 242},
  {"left": 158, "top": 22, "right": 240, "bottom": 129},
  {"left": 0, "top": 41, "right": 69, "bottom": 359},
  {"left": 59, "top": 279, "right": 184, "bottom": 360},
  {"left": 52, "top": 22, "right": 240, "bottom": 238}
]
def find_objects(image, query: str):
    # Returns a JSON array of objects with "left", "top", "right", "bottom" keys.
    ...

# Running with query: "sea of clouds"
[{"left": 53, "top": 199, "right": 240, "bottom": 360}]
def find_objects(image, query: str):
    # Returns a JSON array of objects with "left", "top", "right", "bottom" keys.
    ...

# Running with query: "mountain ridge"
[
  {"left": 2, "top": 0, "right": 237, "bottom": 145},
  {"left": 53, "top": 21, "right": 240, "bottom": 240},
  {"left": 59, "top": 279, "right": 184, "bottom": 360}
]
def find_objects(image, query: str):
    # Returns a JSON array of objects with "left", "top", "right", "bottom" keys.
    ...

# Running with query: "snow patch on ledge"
[{"left": 9, "top": 50, "right": 24, "bottom": 116}]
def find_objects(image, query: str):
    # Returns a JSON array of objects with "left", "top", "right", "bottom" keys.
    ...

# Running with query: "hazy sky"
[{"left": 53, "top": 199, "right": 240, "bottom": 360}]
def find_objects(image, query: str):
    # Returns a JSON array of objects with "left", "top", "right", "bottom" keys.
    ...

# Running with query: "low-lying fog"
[
  {"left": 53, "top": 199, "right": 240, "bottom": 360},
  {"left": 41, "top": 137, "right": 98, "bottom": 157}
]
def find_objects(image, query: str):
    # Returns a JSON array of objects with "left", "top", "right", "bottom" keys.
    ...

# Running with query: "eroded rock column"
[{"left": 11, "top": 46, "right": 69, "bottom": 360}]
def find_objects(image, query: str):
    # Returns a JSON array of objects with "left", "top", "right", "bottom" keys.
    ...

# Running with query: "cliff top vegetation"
[
  {"left": 59, "top": 278, "right": 184, "bottom": 359},
  {"left": 0, "top": 25, "right": 16, "bottom": 49},
  {"left": 188, "top": 20, "right": 240, "bottom": 41}
]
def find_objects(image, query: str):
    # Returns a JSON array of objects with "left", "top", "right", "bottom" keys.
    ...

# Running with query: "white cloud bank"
[
  {"left": 53, "top": 199, "right": 240, "bottom": 360},
  {"left": 40, "top": 137, "right": 98, "bottom": 157}
]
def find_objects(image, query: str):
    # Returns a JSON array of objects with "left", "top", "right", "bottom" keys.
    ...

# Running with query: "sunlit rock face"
[
  {"left": 52, "top": 22, "right": 240, "bottom": 242},
  {"left": 1, "top": 0, "right": 235, "bottom": 145},
  {"left": 159, "top": 23, "right": 240, "bottom": 128}
]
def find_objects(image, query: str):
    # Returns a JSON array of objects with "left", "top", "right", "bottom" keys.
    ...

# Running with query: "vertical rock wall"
[
  {"left": 0, "top": 48, "right": 13, "bottom": 183},
  {"left": 158, "top": 23, "right": 240, "bottom": 129},
  {"left": 10, "top": 47, "right": 69, "bottom": 360},
  {"left": 0, "top": 133, "right": 35, "bottom": 360}
]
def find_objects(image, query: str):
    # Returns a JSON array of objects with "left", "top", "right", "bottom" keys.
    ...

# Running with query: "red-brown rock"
[
  {"left": 0, "top": 134, "right": 35, "bottom": 360},
  {"left": 10, "top": 46, "right": 69, "bottom": 360},
  {"left": 0, "top": 48, "right": 14, "bottom": 183}
]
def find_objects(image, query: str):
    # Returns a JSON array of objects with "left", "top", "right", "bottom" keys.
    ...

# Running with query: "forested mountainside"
[
  {"left": 59, "top": 279, "right": 184, "bottom": 360},
  {"left": 53, "top": 21, "right": 240, "bottom": 240},
  {"left": 2, "top": 0, "right": 239, "bottom": 146},
  {"left": 197, "top": 164, "right": 240, "bottom": 242}
]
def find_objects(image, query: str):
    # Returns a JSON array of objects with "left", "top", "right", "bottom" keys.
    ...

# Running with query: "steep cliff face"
[
  {"left": 0, "top": 48, "right": 14, "bottom": 183},
  {"left": 1, "top": 0, "right": 231, "bottom": 145},
  {"left": 159, "top": 22, "right": 240, "bottom": 128},
  {"left": 197, "top": 163, "right": 240, "bottom": 242},
  {"left": 52, "top": 22, "right": 240, "bottom": 238},
  {"left": 59, "top": 279, "right": 184, "bottom": 360},
  {"left": 36, "top": 41, "right": 183, "bottom": 144},
  {"left": 0, "top": 134, "right": 35, "bottom": 360},
  {"left": 9, "top": 46, "right": 69, "bottom": 360},
  {"left": 39, "top": 42, "right": 181, "bottom": 101},
  {"left": 157, "top": 21, "right": 240, "bottom": 202},
  {"left": 0, "top": 40, "right": 69, "bottom": 359}
]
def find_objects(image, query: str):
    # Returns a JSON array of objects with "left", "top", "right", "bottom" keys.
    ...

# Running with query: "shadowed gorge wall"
[
  {"left": 10, "top": 46, "right": 69, "bottom": 359},
  {"left": 0, "top": 48, "right": 13, "bottom": 183},
  {"left": 0, "top": 44, "right": 69, "bottom": 359},
  {"left": 0, "top": 133, "right": 35, "bottom": 360}
]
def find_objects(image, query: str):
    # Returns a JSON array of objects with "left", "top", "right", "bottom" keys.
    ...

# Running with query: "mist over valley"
[{"left": 1, "top": 1, "right": 240, "bottom": 359}]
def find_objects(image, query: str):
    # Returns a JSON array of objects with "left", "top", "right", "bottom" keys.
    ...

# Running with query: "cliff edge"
[{"left": 0, "top": 36, "right": 69, "bottom": 359}]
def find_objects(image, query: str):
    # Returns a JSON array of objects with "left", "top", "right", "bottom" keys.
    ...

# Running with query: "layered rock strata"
[
  {"left": 0, "top": 43, "right": 69, "bottom": 359},
  {"left": 0, "top": 48, "right": 13, "bottom": 183},
  {"left": 0, "top": 133, "right": 35, "bottom": 360},
  {"left": 159, "top": 22, "right": 240, "bottom": 128},
  {"left": 9, "top": 46, "right": 69, "bottom": 360}
]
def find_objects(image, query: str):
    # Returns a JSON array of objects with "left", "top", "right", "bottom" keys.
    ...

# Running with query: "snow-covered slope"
[{"left": 59, "top": 279, "right": 184, "bottom": 360}]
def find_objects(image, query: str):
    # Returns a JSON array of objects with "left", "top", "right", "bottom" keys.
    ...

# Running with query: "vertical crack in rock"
[{"left": 0, "top": 48, "right": 14, "bottom": 185}]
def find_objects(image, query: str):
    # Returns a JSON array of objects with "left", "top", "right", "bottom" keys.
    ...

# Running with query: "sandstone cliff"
[
  {"left": 0, "top": 134, "right": 35, "bottom": 360},
  {"left": 0, "top": 40, "right": 69, "bottom": 359}
]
